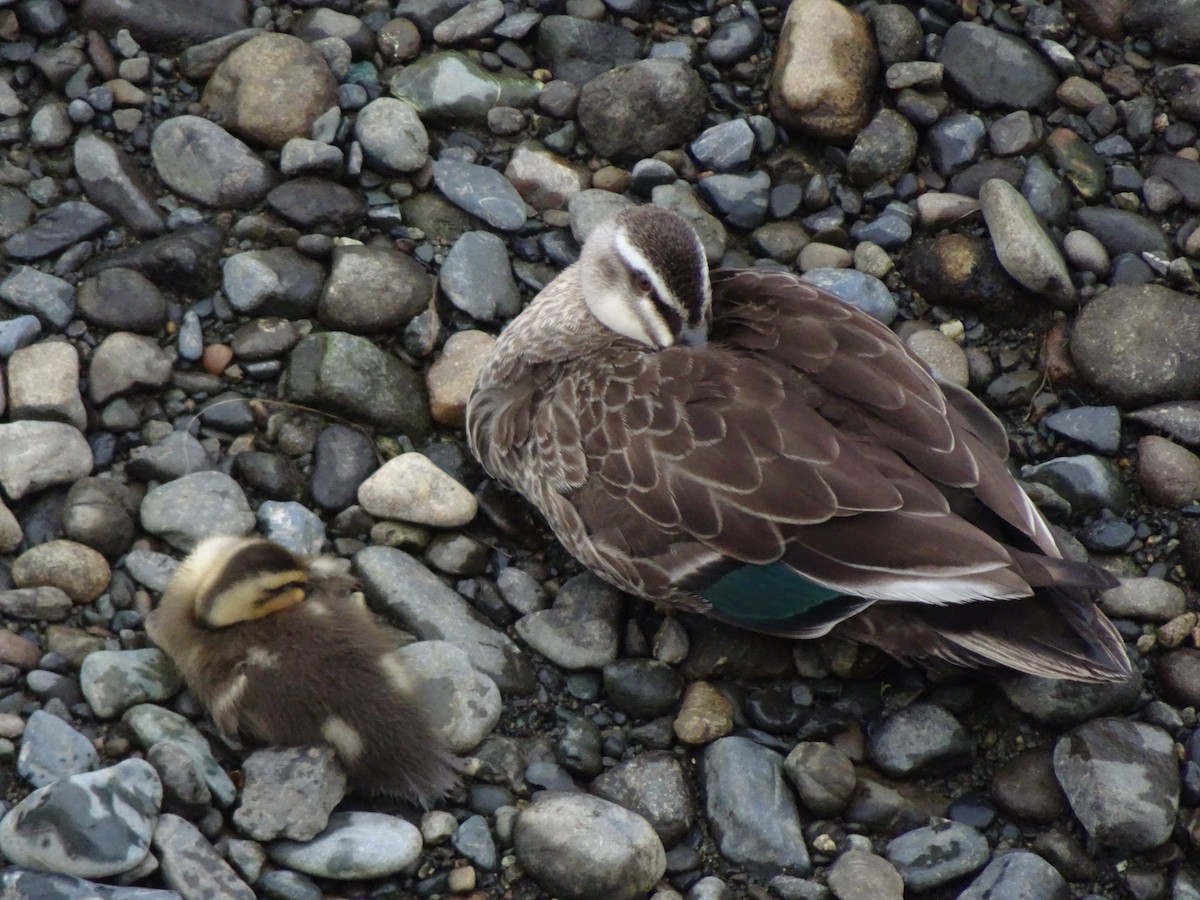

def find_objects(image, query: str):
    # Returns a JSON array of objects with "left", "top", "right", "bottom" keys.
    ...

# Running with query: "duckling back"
[{"left": 147, "top": 536, "right": 460, "bottom": 807}]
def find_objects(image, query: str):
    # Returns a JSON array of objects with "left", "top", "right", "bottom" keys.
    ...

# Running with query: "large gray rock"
[
  {"left": 939, "top": 21, "right": 1059, "bottom": 110},
  {"left": 577, "top": 60, "right": 707, "bottom": 160}
]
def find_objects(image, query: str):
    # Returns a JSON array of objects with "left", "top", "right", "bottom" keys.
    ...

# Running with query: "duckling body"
[
  {"left": 467, "top": 206, "right": 1132, "bottom": 683},
  {"left": 146, "top": 536, "right": 459, "bottom": 807}
]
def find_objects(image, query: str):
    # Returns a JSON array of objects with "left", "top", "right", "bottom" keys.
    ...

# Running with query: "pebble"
[
  {"left": 1099, "top": 577, "right": 1187, "bottom": 621},
  {"left": 79, "top": 648, "right": 183, "bottom": 719},
  {"left": 703, "top": 736, "right": 810, "bottom": 877},
  {"left": 154, "top": 813, "right": 254, "bottom": 899},
  {"left": 979, "top": 178, "right": 1075, "bottom": 308},
  {"left": 16, "top": 709, "right": 99, "bottom": 788},
  {"left": 354, "top": 97, "right": 429, "bottom": 174},
  {"left": 232, "top": 747, "right": 346, "bottom": 842},
  {"left": 150, "top": 116, "right": 276, "bottom": 208},
  {"left": 769, "top": 0, "right": 876, "bottom": 143},
  {"left": 4, "top": 200, "right": 111, "bottom": 260},
  {"left": 319, "top": 244, "right": 431, "bottom": 334},
  {"left": 432, "top": 159, "right": 528, "bottom": 231},
  {"left": 357, "top": 452, "right": 477, "bottom": 527},
  {"left": 0, "top": 266, "right": 76, "bottom": 329},
  {"left": 223, "top": 247, "right": 323, "bottom": 318},
  {"left": 514, "top": 573, "right": 623, "bottom": 669},
  {"left": 88, "top": 332, "right": 173, "bottom": 405},
  {"left": 0, "top": 758, "right": 162, "bottom": 878},
  {"left": 139, "top": 471, "right": 255, "bottom": 550},
  {"left": 394, "top": 640, "right": 501, "bottom": 752},
  {"left": 122, "top": 705, "right": 235, "bottom": 808},
  {"left": 514, "top": 792, "right": 666, "bottom": 900},
  {"left": 827, "top": 850, "right": 904, "bottom": 900},
  {"left": 991, "top": 748, "right": 1069, "bottom": 823},
  {"left": 1042, "top": 405, "right": 1121, "bottom": 454},
  {"left": 1000, "top": 670, "right": 1141, "bottom": 728},
  {"left": 268, "top": 811, "right": 423, "bottom": 880},
  {"left": 784, "top": 742, "right": 857, "bottom": 817},
  {"left": 12, "top": 539, "right": 110, "bottom": 603},
  {"left": 1052, "top": 718, "right": 1180, "bottom": 850},
  {"left": 0, "top": 421, "right": 93, "bottom": 500},
  {"left": 284, "top": 332, "right": 431, "bottom": 436},
  {"left": 1137, "top": 435, "right": 1200, "bottom": 506},
  {"left": 577, "top": 59, "right": 707, "bottom": 160},
  {"left": 590, "top": 752, "right": 695, "bottom": 844},
  {"left": 355, "top": 546, "right": 535, "bottom": 695},
  {"left": 800, "top": 269, "right": 897, "bottom": 324},
  {"left": 939, "top": 22, "right": 1058, "bottom": 110},
  {"left": 884, "top": 820, "right": 989, "bottom": 891},
  {"left": 672, "top": 681, "right": 735, "bottom": 745},
  {"left": 440, "top": 232, "right": 520, "bottom": 320},
  {"left": 427, "top": 330, "right": 496, "bottom": 428},
  {"left": 958, "top": 850, "right": 1068, "bottom": 900},
  {"left": 0, "top": 869, "right": 177, "bottom": 900}
]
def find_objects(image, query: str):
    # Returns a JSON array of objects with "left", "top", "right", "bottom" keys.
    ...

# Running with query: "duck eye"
[{"left": 633, "top": 272, "right": 654, "bottom": 296}]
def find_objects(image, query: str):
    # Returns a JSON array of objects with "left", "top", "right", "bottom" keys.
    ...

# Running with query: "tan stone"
[
  {"left": 12, "top": 539, "right": 112, "bottom": 603},
  {"left": 672, "top": 681, "right": 734, "bottom": 746},
  {"left": 203, "top": 33, "right": 338, "bottom": 149},
  {"left": 426, "top": 331, "right": 496, "bottom": 428},
  {"left": 768, "top": 0, "right": 877, "bottom": 143}
]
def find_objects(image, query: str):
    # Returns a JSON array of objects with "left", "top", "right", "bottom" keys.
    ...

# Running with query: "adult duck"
[{"left": 467, "top": 205, "right": 1132, "bottom": 683}]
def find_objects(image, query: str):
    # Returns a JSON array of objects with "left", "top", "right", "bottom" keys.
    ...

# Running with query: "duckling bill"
[
  {"left": 467, "top": 206, "right": 1133, "bottom": 683},
  {"left": 146, "top": 536, "right": 459, "bottom": 807}
]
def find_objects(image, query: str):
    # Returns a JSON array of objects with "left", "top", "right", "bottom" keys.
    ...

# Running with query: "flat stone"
[
  {"left": 151, "top": 115, "right": 276, "bottom": 208},
  {"left": 233, "top": 746, "right": 347, "bottom": 842},
  {"left": 139, "top": 471, "right": 255, "bottom": 550},
  {"left": 0, "top": 759, "right": 162, "bottom": 879},
  {"left": 153, "top": 813, "right": 254, "bottom": 899},
  {"left": 0, "top": 421, "right": 92, "bottom": 500},
  {"left": 268, "top": 811, "right": 423, "bottom": 880},
  {"left": 355, "top": 546, "right": 535, "bottom": 694},
  {"left": 885, "top": 821, "right": 989, "bottom": 891},
  {"left": 16, "top": 710, "right": 100, "bottom": 788},
  {"left": 394, "top": 640, "right": 501, "bottom": 752},
  {"left": 515, "top": 573, "right": 622, "bottom": 670},
  {"left": 80, "top": 648, "right": 184, "bottom": 719}
]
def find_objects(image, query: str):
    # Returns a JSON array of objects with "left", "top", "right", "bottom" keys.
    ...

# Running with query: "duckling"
[
  {"left": 145, "top": 535, "right": 460, "bottom": 807},
  {"left": 467, "top": 205, "right": 1132, "bottom": 683}
]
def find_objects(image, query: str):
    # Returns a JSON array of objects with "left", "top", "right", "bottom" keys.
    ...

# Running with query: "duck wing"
[{"left": 557, "top": 270, "right": 1129, "bottom": 680}]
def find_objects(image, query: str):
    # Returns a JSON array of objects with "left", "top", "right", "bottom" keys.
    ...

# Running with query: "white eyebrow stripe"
[{"left": 614, "top": 228, "right": 681, "bottom": 312}]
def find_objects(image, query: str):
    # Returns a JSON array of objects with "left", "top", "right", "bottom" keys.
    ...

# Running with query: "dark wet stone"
[
  {"left": 79, "top": 0, "right": 248, "bottom": 50},
  {"left": 88, "top": 225, "right": 224, "bottom": 296},
  {"left": 992, "top": 748, "right": 1070, "bottom": 823},
  {"left": 706, "top": 14, "right": 763, "bottom": 67},
  {"left": 602, "top": 659, "right": 684, "bottom": 719},
  {"left": 905, "top": 234, "right": 1035, "bottom": 327},
  {"left": 230, "top": 318, "right": 303, "bottom": 361},
  {"left": 577, "top": 59, "right": 708, "bottom": 161},
  {"left": 224, "top": 247, "right": 324, "bottom": 319},
  {"left": 1074, "top": 207, "right": 1171, "bottom": 258},
  {"left": 73, "top": 133, "right": 167, "bottom": 236},
  {"left": 1126, "top": 0, "right": 1200, "bottom": 58},
  {"left": 1149, "top": 155, "right": 1200, "bottom": 209},
  {"left": 4, "top": 201, "right": 111, "bottom": 260},
  {"left": 697, "top": 170, "right": 770, "bottom": 231},
  {"left": 928, "top": 113, "right": 986, "bottom": 177},
  {"left": 76, "top": 268, "right": 167, "bottom": 334},
  {"left": 1128, "top": 401, "right": 1200, "bottom": 446},
  {"left": 265, "top": 177, "right": 367, "bottom": 234},
  {"left": 847, "top": 109, "right": 919, "bottom": 186},
  {"left": 1000, "top": 670, "right": 1141, "bottom": 728},
  {"left": 869, "top": 4, "right": 924, "bottom": 65},
  {"left": 284, "top": 333, "right": 431, "bottom": 438},
  {"left": 535, "top": 15, "right": 640, "bottom": 87},
  {"left": 939, "top": 22, "right": 1058, "bottom": 110}
]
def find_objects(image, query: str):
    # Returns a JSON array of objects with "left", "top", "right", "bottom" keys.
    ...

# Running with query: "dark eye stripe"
[{"left": 649, "top": 294, "right": 683, "bottom": 335}]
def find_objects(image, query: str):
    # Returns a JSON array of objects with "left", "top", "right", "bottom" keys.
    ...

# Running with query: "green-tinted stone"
[
  {"left": 389, "top": 51, "right": 539, "bottom": 124},
  {"left": 1047, "top": 128, "right": 1107, "bottom": 200},
  {"left": 283, "top": 332, "right": 431, "bottom": 438}
]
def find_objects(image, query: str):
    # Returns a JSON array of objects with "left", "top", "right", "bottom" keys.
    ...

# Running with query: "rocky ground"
[{"left": 0, "top": 0, "right": 1199, "bottom": 897}]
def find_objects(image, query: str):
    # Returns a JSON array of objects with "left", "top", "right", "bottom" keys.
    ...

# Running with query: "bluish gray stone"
[
  {"left": 868, "top": 703, "right": 974, "bottom": 778},
  {"left": 3, "top": 200, "right": 111, "bottom": 260},
  {"left": 256, "top": 500, "right": 326, "bottom": 557},
  {"left": 153, "top": 813, "right": 254, "bottom": 899},
  {"left": 268, "top": 811, "right": 422, "bottom": 880},
  {"left": 139, "top": 471, "right": 255, "bottom": 550},
  {"left": 0, "top": 266, "right": 76, "bottom": 329},
  {"left": 355, "top": 546, "right": 535, "bottom": 694},
  {"left": 1053, "top": 718, "right": 1180, "bottom": 851},
  {"left": 958, "top": 850, "right": 1068, "bottom": 900},
  {"left": 0, "top": 759, "right": 162, "bottom": 879},
  {"left": 440, "top": 231, "right": 520, "bottom": 320},
  {"left": 452, "top": 814, "right": 498, "bottom": 870},
  {"left": 885, "top": 821, "right": 989, "bottom": 891},
  {"left": 800, "top": 269, "right": 898, "bottom": 325},
  {"left": 432, "top": 159, "right": 528, "bottom": 231},
  {"left": 80, "top": 648, "right": 184, "bottom": 719},
  {"left": 17, "top": 710, "right": 99, "bottom": 788},
  {"left": 121, "top": 705, "right": 236, "bottom": 807},
  {"left": 702, "top": 736, "right": 810, "bottom": 877}
]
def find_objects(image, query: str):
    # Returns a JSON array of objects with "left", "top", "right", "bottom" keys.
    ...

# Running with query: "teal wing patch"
[{"left": 702, "top": 561, "right": 844, "bottom": 623}]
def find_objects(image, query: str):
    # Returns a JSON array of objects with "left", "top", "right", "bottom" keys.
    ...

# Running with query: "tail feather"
[{"left": 833, "top": 588, "right": 1133, "bottom": 683}]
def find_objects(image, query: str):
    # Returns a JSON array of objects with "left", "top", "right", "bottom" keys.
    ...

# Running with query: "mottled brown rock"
[
  {"left": 1065, "top": 0, "right": 1132, "bottom": 41},
  {"left": 1137, "top": 436, "right": 1200, "bottom": 507},
  {"left": 202, "top": 33, "right": 338, "bottom": 148},
  {"left": 768, "top": 0, "right": 877, "bottom": 143},
  {"left": 992, "top": 748, "right": 1070, "bottom": 823},
  {"left": 904, "top": 233, "right": 1037, "bottom": 327}
]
